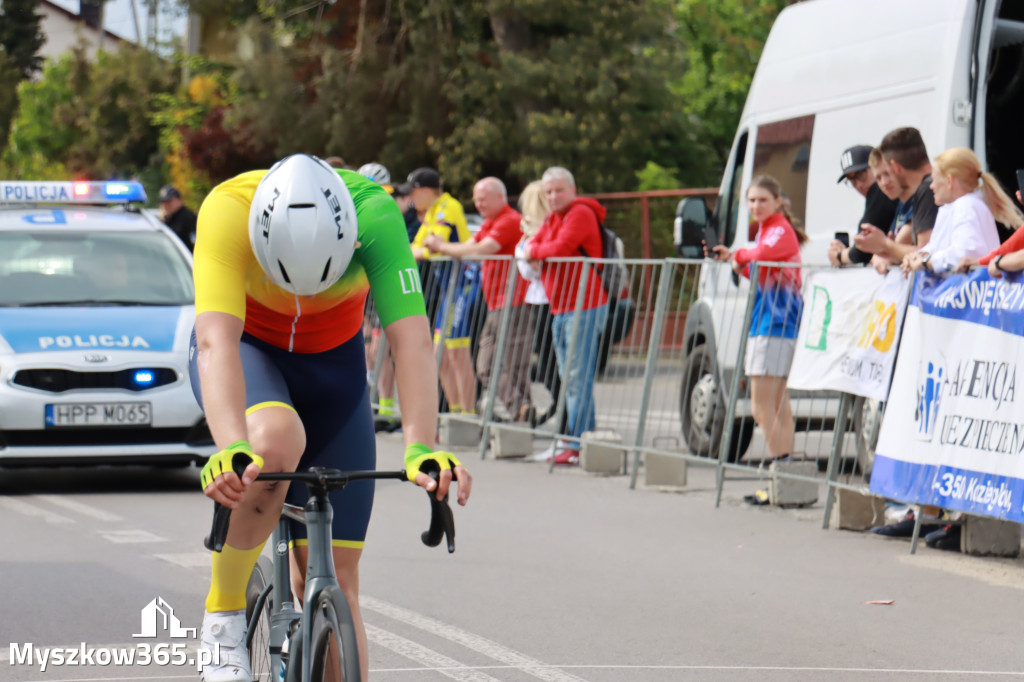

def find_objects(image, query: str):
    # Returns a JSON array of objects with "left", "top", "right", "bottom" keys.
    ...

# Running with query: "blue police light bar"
[{"left": 0, "top": 181, "right": 148, "bottom": 204}]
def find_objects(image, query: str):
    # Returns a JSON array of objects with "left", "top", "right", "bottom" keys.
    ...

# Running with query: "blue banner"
[{"left": 871, "top": 268, "right": 1024, "bottom": 522}]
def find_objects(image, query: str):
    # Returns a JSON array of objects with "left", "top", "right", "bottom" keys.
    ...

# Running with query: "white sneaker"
[
  {"left": 529, "top": 439, "right": 572, "bottom": 462},
  {"left": 200, "top": 610, "right": 251, "bottom": 682}
]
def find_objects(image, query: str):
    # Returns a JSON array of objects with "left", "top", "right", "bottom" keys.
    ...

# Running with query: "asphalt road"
[{"left": 2, "top": 434, "right": 1023, "bottom": 682}]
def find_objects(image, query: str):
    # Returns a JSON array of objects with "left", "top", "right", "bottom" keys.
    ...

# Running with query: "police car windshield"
[{"left": 0, "top": 231, "right": 194, "bottom": 307}]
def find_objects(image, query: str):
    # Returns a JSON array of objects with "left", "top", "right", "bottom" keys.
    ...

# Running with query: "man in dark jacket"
[{"left": 159, "top": 185, "right": 197, "bottom": 252}]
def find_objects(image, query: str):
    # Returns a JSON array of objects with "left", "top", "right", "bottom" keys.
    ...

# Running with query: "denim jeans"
[{"left": 551, "top": 304, "right": 608, "bottom": 446}]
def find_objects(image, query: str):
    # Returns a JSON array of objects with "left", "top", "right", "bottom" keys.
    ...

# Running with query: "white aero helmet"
[
  {"left": 249, "top": 154, "right": 358, "bottom": 296},
  {"left": 357, "top": 162, "right": 391, "bottom": 185}
]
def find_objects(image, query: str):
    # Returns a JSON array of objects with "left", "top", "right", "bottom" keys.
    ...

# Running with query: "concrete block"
[
  {"left": 438, "top": 415, "right": 482, "bottom": 448},
  {"left": 644, "top": 452, "right": 688, "bottom": 488},
  {"left": 833, "top": 488, "right": 886, "bottom": 531},
  {"left": 962, "top": 515, "right": 1021, "bottom": 557},
  {"left": 769, "top": 460, "right": 819, "bottom": 507},
  {"left": 489, "top": 425, "right": 532, "bottom": 458},
  {"left": 580, "top": 430, "right": 624, "bottom": 474}
]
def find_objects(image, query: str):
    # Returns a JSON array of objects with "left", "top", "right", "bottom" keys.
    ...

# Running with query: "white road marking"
[
  {"left": 365, "top": 624, "right": 502, "bottom": 682},
  {"left": 97, "top": 529, "right": 168, "bottom": 544},
  {"left": 361, "top": 596, "right": 588, "bottom": 682},
  {"left": 34, "top": 495, "right": 123, "bottom": 522},
  {"left": 153, "top": 552, "right": 210, "bottom": 569},
  {"left": 368, "top": 664, "right": 1024, "bottom": 676},
  {"left": 0, "top": 497, "right": 75, "bottom": 525}
]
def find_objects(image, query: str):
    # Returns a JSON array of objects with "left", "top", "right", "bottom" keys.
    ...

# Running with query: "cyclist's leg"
[
  {"left": 280, "top": 332, "right": 376, "bottom": 681},
  {"left": 189, "top": 333, "right": 307, "bottom": 681}
]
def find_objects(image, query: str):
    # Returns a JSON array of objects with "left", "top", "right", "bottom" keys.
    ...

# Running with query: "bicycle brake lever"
[
  {"left": 203, "top": 454, "right": 254, "bottom": 553},
  {"left": 420, "top": 470, "right": 456, "bottom": 553}
]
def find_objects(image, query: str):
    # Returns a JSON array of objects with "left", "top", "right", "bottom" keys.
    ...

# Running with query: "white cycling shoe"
[{"left": 200, "top": 610, "right": 251, "bottom": 682}]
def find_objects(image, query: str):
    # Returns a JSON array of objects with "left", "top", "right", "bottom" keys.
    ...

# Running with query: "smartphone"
[
  {"left": 834, "top": 231, "right": 850, "bottom": 248},
  {"left": 1016, "top": 169, "right": 1024, "bottom": 202},
  {"left": 703, "top": 225, "right": 720, "bottom": 251}
]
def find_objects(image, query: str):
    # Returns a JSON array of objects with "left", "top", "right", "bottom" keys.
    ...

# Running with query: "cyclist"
[{"left": 189, "top": 154, "right": 472, "bottom": 682}]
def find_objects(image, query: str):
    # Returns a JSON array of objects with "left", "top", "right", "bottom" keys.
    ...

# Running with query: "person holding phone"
[
  {"left": 705, "top": 175, "right": 806, "bottom": 465},
  {"left": 828, "top": 145, "right": 897, "bottom": 267}
]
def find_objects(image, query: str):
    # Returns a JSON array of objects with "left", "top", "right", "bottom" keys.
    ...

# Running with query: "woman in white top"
[{"left": 903, "top": 147, "right": 1022, "bottom": 274}]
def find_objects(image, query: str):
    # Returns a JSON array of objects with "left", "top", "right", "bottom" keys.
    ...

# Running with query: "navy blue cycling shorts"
[
  {"left": 189, "top": 330, "right": 376, "bottom": 549},
  {"left": 433, "top": 262, "right": 480, "bottom": 348}
]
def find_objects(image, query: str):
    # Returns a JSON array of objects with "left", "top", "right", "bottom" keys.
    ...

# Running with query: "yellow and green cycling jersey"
[{"left": 193, "top": 169, "right": 425, "bottom": 353}]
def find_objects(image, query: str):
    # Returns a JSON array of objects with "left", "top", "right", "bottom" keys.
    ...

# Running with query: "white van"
[{"left": 674, "top": 0, "right": 1024, "bottom": 462}]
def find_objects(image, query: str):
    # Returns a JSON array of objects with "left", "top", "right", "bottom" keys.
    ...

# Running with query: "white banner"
[
  {"left": 871, "top": 270, "right": 1024, "bottom": 522},
  {"left": 787, "top": 269, "right": 910, "bottom": 401}
]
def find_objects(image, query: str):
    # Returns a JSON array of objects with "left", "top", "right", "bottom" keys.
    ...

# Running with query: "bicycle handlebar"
[{"left": 203, "top": 460, "right": 456, "bottom": 554}]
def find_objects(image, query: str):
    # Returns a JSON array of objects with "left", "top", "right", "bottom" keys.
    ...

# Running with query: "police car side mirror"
[{"left": 674, "top": 197, "right": 711, "bottom": 258}]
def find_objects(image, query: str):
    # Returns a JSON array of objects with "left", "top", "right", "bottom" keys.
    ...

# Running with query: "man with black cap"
[
  {"left": 159, "top": 185, "right": 198, "bottom": 252},
  {"left": 401, "top": 168, "right": 478, "bottom": 417},
  {"left": 827, "top": 145, "right": 897, "bottom": 267}
]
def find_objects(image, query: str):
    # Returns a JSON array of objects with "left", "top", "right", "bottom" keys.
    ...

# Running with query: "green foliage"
[
  {"left": 635, "top": 161, "right": 682, "bottom": 192},
  {"left": 0, "top": 0, "right": 45, "bottom": 78},
  {"left": 672, "top": 0, "right": 791, "bottom": 173},
  {"left": 5, "top": 45, "right": 177, "bottom": 179}
]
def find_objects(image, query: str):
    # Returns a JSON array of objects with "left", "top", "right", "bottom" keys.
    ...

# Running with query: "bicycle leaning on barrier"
[{"left": 204, "top": 459, "right": 456, "bottom": 682}]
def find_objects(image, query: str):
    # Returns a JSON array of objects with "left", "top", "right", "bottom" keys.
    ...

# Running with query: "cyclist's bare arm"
[
  {"left": 385, "top": 315, "right": 472, "bottom": 506},
  {"left": 194, "top": 310, "right": 261, "bottom": 507}
]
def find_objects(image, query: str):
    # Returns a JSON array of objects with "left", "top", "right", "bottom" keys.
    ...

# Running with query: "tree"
[
  {"left": 0, "top": 0, "right": 45, "bottom": 78},
  {"left": 672, "top": 0, "right": 792, "bottom": 174},
  {"left": 0, "top": 0, "right": 45, "bottom": 145},
  {"left": 6, "top": 45, "right": 177, "bottom": 179}
]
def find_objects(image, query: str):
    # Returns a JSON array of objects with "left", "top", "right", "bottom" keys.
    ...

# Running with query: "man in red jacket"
[{"left": 522, "top": 166, "right": 608, "bottom": 464}]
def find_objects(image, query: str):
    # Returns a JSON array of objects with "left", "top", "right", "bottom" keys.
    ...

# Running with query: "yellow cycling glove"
[
  {"left": 404, "top": 442, "right": 461, "bottom": 483},
  {"left": 200, "top": 440, "right": 265, "bottom": 490}
]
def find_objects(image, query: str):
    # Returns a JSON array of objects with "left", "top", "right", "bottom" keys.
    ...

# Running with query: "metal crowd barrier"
[{"left": 363, "top": 254, "right": 906, "bottom": 531}]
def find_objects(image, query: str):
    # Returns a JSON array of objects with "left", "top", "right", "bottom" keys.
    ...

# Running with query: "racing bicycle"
[{"left": 204, "top": 464, "right": 455, "bottom": 682}]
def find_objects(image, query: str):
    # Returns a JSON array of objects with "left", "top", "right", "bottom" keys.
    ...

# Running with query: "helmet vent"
[
  {"left": 288, "top": 203, "right": 315, "bottom": 209},
  {"left": 320, "top": 258, "right": 333, "bottom": 283},
  {"left": 276, "top": 261, "right": 291, "bottom": 284}
]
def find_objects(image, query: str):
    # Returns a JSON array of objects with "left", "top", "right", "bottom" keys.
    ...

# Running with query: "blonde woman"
[{"left": 904, "top": 147, "right": 1022, "bottom": 274}]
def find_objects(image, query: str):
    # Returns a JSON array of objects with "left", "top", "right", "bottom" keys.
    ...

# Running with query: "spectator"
[
  {"left": 854, "top": 127, "right": 937, "bottom": 270},
  {"left": 521, "top": 167, "right": 609, "bottom": 465},
  {"left": 402, "top": 168, "right": 478, "bottom": 415},
  {"left": 354, "top": 162, "right": 402, "bottom": 429},
  {"left": 902, "top": 147, "right": 1020, "bottom": 274},
  {"left": 707, "top": 175, "right": 806, "bottom": 465},
  {"left": 393, "top": 184, "right": 421, "bottom": 242},
  {"left": 960, "top": 190, "right": 1024, "bottom": 277},
  {"left": 828, "top": 145, "right": 898, "bottom": 266},
  {"left": 158, "top": 185, "right": 197, "bottom": 252},
  {"left": 424, "top": 178, "right": 532, "bottom": 422}
]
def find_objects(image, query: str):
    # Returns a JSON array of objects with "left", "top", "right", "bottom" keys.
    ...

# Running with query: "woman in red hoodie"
[
  {"left": 707, "top": 175, "right": 807, "bottom": 464},
  {"left": 521, "top": 166, "right": 608, "bottom": 464}
]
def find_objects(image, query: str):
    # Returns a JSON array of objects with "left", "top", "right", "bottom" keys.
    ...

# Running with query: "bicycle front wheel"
[
  {"left": 246, "top": 555, "right": 275, "bottom": 682},
  {"left": 309, "top": 585, "right": 360, "bottom": 682}
]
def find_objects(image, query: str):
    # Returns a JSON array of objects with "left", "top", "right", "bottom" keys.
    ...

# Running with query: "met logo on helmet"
[
  {"left": 259, "top": 187, "right": 281, "bottom": 241},
  {"left": 322, "top": 187, "right": 345, "bottom": 240}
]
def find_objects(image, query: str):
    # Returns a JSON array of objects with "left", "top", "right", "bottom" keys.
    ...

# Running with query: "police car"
[{"left": 0, "top": 180, "right": 213, "bottom": 466}]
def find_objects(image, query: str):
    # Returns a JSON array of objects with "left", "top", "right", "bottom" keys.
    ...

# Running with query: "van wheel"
[
  {"left": 679, "top": 344, "right": 753, "bottom": 462},
  {"left": 852, "top": 396, "right": 883, "bottom": 477}
]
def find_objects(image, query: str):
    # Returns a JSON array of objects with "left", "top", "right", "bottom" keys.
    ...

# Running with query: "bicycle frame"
[{"left": 244, "top": 469, "right": 408, "bottom": 682}]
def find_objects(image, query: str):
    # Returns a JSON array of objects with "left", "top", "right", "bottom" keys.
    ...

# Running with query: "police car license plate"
[{"left": 45, "top": 402, "right": 152, "bottom": 427}]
